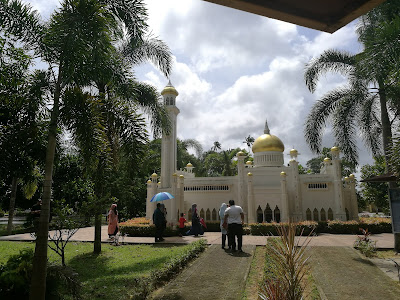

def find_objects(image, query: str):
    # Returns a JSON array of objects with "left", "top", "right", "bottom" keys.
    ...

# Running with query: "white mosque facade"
[{"left": 145, "top": 82, "right": 359, "bottom": 224}]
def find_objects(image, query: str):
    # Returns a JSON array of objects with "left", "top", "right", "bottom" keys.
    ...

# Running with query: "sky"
[{"left": 25, "top": 0, "right": 373, "bottom": 172}]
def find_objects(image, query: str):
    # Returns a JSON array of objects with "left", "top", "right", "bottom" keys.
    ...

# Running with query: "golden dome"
[
  {"left": 247, "top": 172, "right": 253, "bottom": 176},
  {"left": 280, "top": 171, "right": 286, "bottom": 176},
  {"left": 186, "top": 163, "right": 193, "bottom": 167},
  {"left": 179, "top": 175, "right": 184, "bottom": 178},
  {"left": 237, "top": 151, "right": 246, "bottom": 156},
  {"left": 331, "top": 146, "right": 339, "bottom": 152},
  {"left": 151, "top": 173, "right": 158, "bottom": 177},
  {"left": 246, "top": 160, "right": 252, "bottom": 165},
  {"left": 161, "top": 81, "right": 178, "bottom": 96},
  {"left": 349, "top": 174, "right": 355, "bottom": 179},
  {"left": 147, "top": 180, "right": 152, "bottom": 184},
  {"left": 323, "top": 157, "right": 331, "bottom": 162},
  {"left": 344, "top": 176, "right": 349, "bottom": 181},
  {"left": 252, "top": 134, "right": 284, "bottom": 153},
  {"left": 290, "top": 149, "right": 298, "bottom": 155},
  {"left": 173, "top": 173, "right": 177, "bottom": 176}
]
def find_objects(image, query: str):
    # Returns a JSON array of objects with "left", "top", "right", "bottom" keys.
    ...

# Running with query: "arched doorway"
[
  {"left": 264, "top": 204, "right": 272, "bottom": 223},
  {"left": 274, "top": 206, "right": 281, "bottom": 223},
  {"left": 257, "top": 206, "right": 263, "bottom": 223}
]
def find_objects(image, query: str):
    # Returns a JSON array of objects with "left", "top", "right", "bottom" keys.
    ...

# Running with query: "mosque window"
[
  {"left": 264, "top": 204, "right": 272, "bottom": 223},
  {"left": 274, "top": 206, "right": 281, "bottom": 223},
  {"left": 184, "top": 185, "right": 230, "bottom": 192},
  {"left": 307, "top": 183, "right": 328, "bottom": 190},
  {"left": 313, "top": 208, "right": 319, "bottom": 221},
  {"left": 345, "top": 208, "right": 350, "bottom": 221},
  {"left": 212, "top": 208, "right": 217, "bottom": 221},
  {"left": 306, "top": 208, "right": 312, "bottom": 221},
  {"left": 257, "top": 206, "right": 263, "bottom": 223},
  {"left": 320, "top": 208, "right": 326, "bottom": 221},
  {"left": 206, "top": 209, "right": 211, "bottom": 221},
  {"left": 200, "top": 208, "right": 205, "bottom": 219},
  {"left": 328, "top": 208, "right": 333, "bottom": 220}
]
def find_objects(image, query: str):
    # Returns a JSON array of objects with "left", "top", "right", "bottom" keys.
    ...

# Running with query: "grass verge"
[{"left": 0, "top": 239, "right": 207, "bottom": 300}]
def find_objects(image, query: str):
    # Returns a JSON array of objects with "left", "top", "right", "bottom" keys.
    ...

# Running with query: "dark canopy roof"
[{"left": 203, "top": 0, "right": 386, "bottom": 33}]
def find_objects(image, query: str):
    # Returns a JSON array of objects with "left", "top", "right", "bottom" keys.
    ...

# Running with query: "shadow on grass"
[{"left": 352, "top": 256, "right": 375, "bottom": 266}]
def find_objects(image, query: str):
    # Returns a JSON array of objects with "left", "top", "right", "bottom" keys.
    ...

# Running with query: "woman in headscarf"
[
  {"left": 190, "top": 203, "right": 201, "bottom": 236},
  {"left": 108, "top": 203, "right": 119, "bottom": 239},
  {"left": 219, "top": 203, "right": 228, "bottom": 249}
]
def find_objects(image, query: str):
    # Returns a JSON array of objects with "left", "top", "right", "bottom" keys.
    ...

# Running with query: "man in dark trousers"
[
  {"left": 153, "top": 203, "right": 166, "bottom": 242},
  {"left": 223, "top": 200, "right": 244, "bottom": 252}
]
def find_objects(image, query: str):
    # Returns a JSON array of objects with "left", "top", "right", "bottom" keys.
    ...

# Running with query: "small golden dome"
[
  {"left": 290, "top": 159, "right": 296, "bottom": 163},
  {"left": 290, "top": 149, "right": 298, "bottom": 155},
  {"left": 344, "top": 176, "right": 349, "bottom": 181},
  {"left": 151, "top": 173, "right": 158, "bottom": 177},
  {"left": 186, "top": 163, "right": 193, "bottom": 167},
  {"left": 237, "top": 151, "right": 246, "bottom": 156},
  {"left": 331, "top": 146, "right": 339, "bottom": 152},
  {"left": 161, "top": 81, "right": 178, "bottom": 96},
  {"left": 252, "top": 134, "right": 285, "bottom": 153},
  {"left": 247, "top": 172, "right": 253, "bottom": 176},
  {"left": 280, "top": 171, "right": 286, "bottom": 176},
  {"left": 147, "top": 180, "right": 152, "bottom": 184},
  {"left": 173, "top": 173, "right": 177, "bottom": 176},
  {"left": 324, "top": 157, "right": 331, "bottom": 162},
  {"left": 349, "top": 174, "right": 355, "bottom": 179},
  {"left": 246, "top": 161, "right": 252, "bottom": 165},
  {"left": 179, "top": 175, "right": 184, "bottom": 178}
]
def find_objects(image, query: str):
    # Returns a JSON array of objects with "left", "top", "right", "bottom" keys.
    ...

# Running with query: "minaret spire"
[{"left": 264, "top": 119, "right": 270, "bottom": 134}]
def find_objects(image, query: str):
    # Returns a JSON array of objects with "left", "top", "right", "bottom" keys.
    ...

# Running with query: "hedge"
[{"left": 119, "top": 218, "right": 392, "bottom": 237}]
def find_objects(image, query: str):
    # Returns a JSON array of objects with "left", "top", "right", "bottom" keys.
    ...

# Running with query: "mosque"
[{"left": 145, "top": 81, "right": 359, "bottom": 224}]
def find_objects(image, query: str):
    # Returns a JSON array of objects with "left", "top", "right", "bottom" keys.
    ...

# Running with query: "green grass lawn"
[{"left": 0, "top": 241, "right": 204, "bottom": 300}]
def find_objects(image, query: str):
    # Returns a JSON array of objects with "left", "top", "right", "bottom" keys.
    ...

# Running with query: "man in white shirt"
[{"left": 223, "top": 200, "right": 244, "bottom": 252}]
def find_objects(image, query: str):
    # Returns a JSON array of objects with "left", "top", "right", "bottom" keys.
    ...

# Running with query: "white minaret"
[{"left": 160, "top": 81, "right": 180, "bottom": 188}]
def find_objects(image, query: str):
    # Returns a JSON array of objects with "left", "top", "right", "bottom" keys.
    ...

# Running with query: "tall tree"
[
  {"left": 243, "top": 135, "right": 255, "bottom": 153},
  {"left": 211, "top": 141, "right": 222, "bottom": 152}
]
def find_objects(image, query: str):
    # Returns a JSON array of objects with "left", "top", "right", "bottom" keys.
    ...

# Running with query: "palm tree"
[
  {"left": 211, "top": 141, "right": 222, "bottom": 152},
  {"left": 243, "top": 135, "right": 255, "bottom": 153},
  {"left": 304, "top": 0, "right": 400, "bottom": 252}
]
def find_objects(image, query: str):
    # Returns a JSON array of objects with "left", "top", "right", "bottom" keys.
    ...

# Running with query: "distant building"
[{"left": 146, "top": 82, "right": 358, "bottom": 224}]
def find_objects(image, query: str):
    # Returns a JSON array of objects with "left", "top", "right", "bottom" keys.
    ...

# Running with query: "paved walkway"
[
  {"left": 0, "top": 226, "right": 395, "bottom": 249},
  {"left": 0, "top": 228, "right": 398, "bottom": 300}
]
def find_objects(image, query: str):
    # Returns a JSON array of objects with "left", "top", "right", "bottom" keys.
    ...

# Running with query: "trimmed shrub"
[
  {"left": 119, "top": 224, "right": 178, "bottom": 237},
  {"left": 249, "top": 222, "right": 317, "bottom": 236}
]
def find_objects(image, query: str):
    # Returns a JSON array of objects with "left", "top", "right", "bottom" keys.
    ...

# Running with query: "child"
[{"left": 178, "top": 213, "right": 187, "bottom": 237}]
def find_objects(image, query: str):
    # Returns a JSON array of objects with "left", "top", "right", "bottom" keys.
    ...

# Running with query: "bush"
[
  {"left": 0, "top": 248, "right": 81, "bottom": 299},
  {"left": 119, "top": 224, "right": 178, "bottom": 237},
  {"left": 354, "top": 228, "right": 377, "bottom": 257},
  {"left": 249, "top": 222, "right": 317, "bottom": 236},
  {"left": 0, "top": 209, "right": 4, "bottom": 217}
]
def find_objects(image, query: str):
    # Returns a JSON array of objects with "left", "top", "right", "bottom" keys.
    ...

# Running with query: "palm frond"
[
  {"left": 304, "top": 49, "right": 356, "bottom": 93},
  {"left": 304, "top": 87, "right": 353, "bottom": 154}
]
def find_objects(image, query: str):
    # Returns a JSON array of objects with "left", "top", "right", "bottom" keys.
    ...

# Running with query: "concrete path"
[{"left": 0, "top": 226, "right": 395, "bottom": 249}]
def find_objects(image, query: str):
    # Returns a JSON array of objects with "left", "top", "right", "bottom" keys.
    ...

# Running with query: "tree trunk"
[
  {"left": 6, "top": 177, "right": 18, "bottom": 234},
  {"left": 378, "top": 80, "right": 400, "bottom": 252},
  {"left": 29, "top": 74, "right": 62, "bottom": 300},
  {"left": 94, "top": 212, "right": 102, "bottom": 253}
]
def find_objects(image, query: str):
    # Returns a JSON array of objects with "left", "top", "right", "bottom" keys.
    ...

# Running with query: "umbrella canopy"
[{"left": 150, "top": 192, "right": 175, "bottom": 202}]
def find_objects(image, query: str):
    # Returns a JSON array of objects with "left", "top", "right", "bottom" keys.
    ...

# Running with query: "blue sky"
[{"left": 25, "top": 0, "right": 373, "bottom": 171}]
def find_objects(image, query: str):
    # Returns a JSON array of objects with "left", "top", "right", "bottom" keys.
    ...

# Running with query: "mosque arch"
[
  {"left": 257, "top": 206, "right": 263, "bottom": 223},
  {"left": 345, "top": 208, "right": 350, "bottom": 221},
  {"left": 328, "top": 208, "right": 334, "bottom": 220},
  {"left": 274, "top": 206, "right": 281, "bottom": 223},
  {"left": 306, "top": 208, "right": 312, "bottom": 221},
  {"left": 320, "top": 208, "right": 326, "bottom": 221},
  {"left": 212, "top": 208, "right": 217, "bottom": 221},
  {"left": 206, "top": 208, "right": 211, "bottom": 221},
  {"left": 200, "top": 208, "right": 205, "bottom": 219},
  {"left": 313, "top": 208, "right": 319, "bottom": 221},
  {"left": 264, "top": 204, "right": 273, "bottom": 223}
]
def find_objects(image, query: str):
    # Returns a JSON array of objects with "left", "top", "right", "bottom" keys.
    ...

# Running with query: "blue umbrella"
[{"left": 150, "top": 192, "right": 175, "bottom": 202}]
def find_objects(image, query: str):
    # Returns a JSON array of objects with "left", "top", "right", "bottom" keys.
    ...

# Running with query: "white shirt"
[{"left": 224, "top": 205, "right": 243, "bottom": 224}]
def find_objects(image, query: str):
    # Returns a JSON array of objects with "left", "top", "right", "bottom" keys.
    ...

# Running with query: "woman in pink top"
[{"left": 108, "top": 203, "right": 119, "bottom": 238}]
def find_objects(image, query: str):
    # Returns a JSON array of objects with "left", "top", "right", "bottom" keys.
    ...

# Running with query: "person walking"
[
  {"left": 153, "top": 203, "right": 166, "bottom": 242},
  {"left": 219, "top": 203, "right": 228, "bottom": 249},
  {"left": 107, "top": 203, "right": 119, "bottom": 240},
  {"left": 189, "top": 203, "right": 201, "bottom": 236},
  {"left": 223, "top": 200, "right": 244, "bottom": 252}
]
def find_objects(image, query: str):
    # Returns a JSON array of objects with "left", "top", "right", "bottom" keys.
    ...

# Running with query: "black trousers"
[
  {"left": 155, "top": 225, "right": 164, "bottom": 241},
  {"left": 228, "top": 223, "right": 243, "bottom": 250}
]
